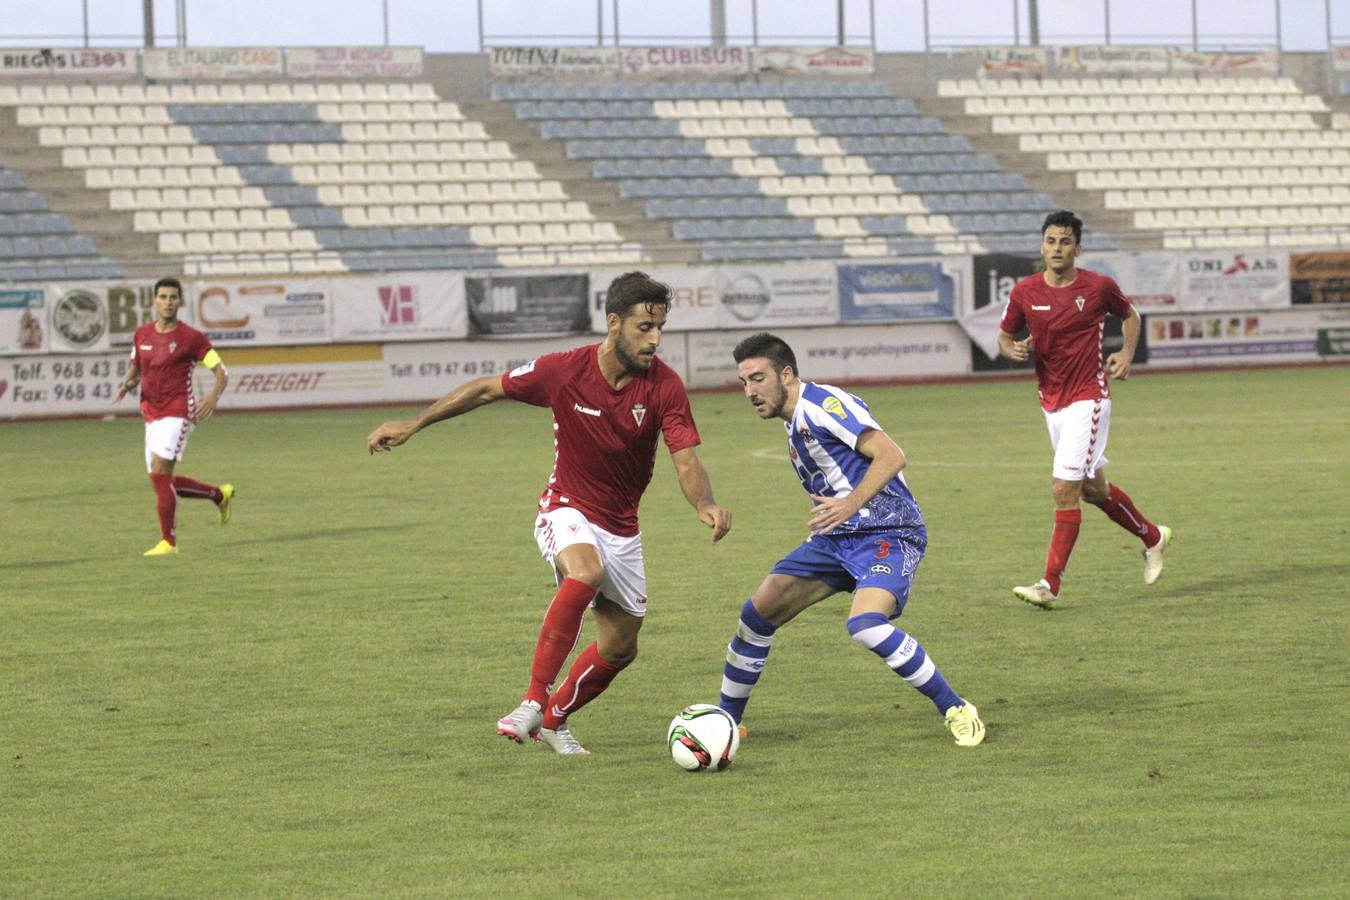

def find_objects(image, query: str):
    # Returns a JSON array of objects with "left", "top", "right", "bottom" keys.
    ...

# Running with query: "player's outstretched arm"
[
  {"left": 808, "top": 429, "right": 905, "bottom": 535},
  {"left": 670, "top": 446, "right": 732, "bottom": 542},
  {"left": 1105, "top": 306, "right": 1141, "bottom": 380},
  {"left": 368, "top": 374, "right": 506, "bottom": 454}
]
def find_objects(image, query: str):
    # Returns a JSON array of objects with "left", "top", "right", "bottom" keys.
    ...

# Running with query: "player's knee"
[
  {"left": 846, "top": 612, "right": 889, "bottom": 645},
  {"left": 565, "top": 565, "right": 605, "bottom": 589},
  {"left": 1051, "top": 479, "right": 1083, "bottom": 507},
  {"left": 600, "top": 640, "right": 637, "bottom": 667}
]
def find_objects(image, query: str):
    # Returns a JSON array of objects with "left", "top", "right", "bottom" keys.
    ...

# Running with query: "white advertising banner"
[
  {"left": 620, "top": 46, "right": 749, "bottom": 77},
  {"left": 1169, "top": 48, "right": 1279, "bottom": 75},
  {"left": 285, "top": 46, "right": 423, "bottom": 79},
  {"left": 0, "top": 352, "right": 130, "bottom": 419},
  {"left": 1082, "top": 251, "right": 1179, "bottom": 310},
  {"left": 47, "top": 281, "right": 163, "bottom": 354},
  {"left": 1176, "top": 251, "right": 1289, "bottom": 310},
  {"left": 1144, "top": 306, "right": 1350, "bottom": 364},
  {"left": 142, "top": 47, "right": 284, "bottom": 80},
  {"left": 489, "top": 46, "right": 620, "bottom": 76},
  {"left": 331, "top": 272, "right": 468, "bottom": 342},
  {"left": 381, "top": 336, "right": 605, "bottom": 401},
  {"left": 750, "top": 45, "right": 875, "bottom": 76},
  {"left": 1057, "top": 45, "right": 1170, "bottom": 74},
  {"left": 589, "top": 263, "right": 836, "bottom": 332},
  {"left": 684, "top": 323, "right": 969, "bottom": 390},
  {"left": 0, "top": 48, "right": 137, "bottom": 80},
  {"left": 0, "top": 288, "right": 47, "bottom": 354},
  {"left": 190, "top": 278, "right": 332, "bottom": 346},
  {"left": 207, "top": 345, "right": 385, "bottom": 409}
]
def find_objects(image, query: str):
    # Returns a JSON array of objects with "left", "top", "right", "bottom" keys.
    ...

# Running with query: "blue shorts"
[{"left": 770, "top": 528, "right": 927, "bottom": 618}]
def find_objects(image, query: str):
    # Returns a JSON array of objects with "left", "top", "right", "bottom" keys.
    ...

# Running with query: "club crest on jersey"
[
  {"left": 797, "top": 425, "right": 815, "bottom": 443},
  {"left": 631, "top": 403, "right": 646, "bottom": 426},
  {"left": 1074, "top": 295, "right": 1086, "bottom": 312},
  {"left": 169, "top": 341, "right": 178, "bottom": 354},
  {"left": 822, "top": 396, "right": 847, "bottom": 420}
]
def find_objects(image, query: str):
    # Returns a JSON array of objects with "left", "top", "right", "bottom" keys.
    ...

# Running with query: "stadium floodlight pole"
[
  {"left": 1104, "top": 0, "right": 1110, "bottom": 45},
  {"left": 869, "top": 0, "right": 876, "bottom": 51},
  {"left": 82, "top": 0, "right": 89, "bottom": 47},
  {"left": 837, "top": 0, "right": 844, "bottom": 46},
  {"left": 752, "top": 0, "right": 758, "bottom": 46},
  {"left": 143, "top": 0, "right": 154, "bottom": 48},
  {"left": 1029, "top": 0, "right": 1039, "bottom": 45},
  {"left": 711, "top": 0, "right": 726, "bottom": 46},
  {"left": 597, "top": 0, "right": 603, "bottom": 46},
  {"left": 383, "top": 0, "right": 390, "bottom": 46},
  {"left": 1013, "top": 0, "right": 1020, "bottom": 46},
  {"left": 177, "top": 0, "right": 188, "bottom": 48},
  {"left": 613, "top": 0, "right": 620, "bottom": 46},
  {"left": 1191, "top": 0, "right": 1198, "bottom": 51},
  {"left": 922, "top": 0, "right": 930, "bottom": 52}
]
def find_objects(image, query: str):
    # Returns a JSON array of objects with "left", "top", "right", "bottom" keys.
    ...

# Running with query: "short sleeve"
[
  {"left": 999, "top": 284, "right": 1026, "bottom": 334},
  {"left": 500, "top": 352, "right": 560, "bottom": 408},
  {"left": 658, "top": 375, "right": 700, "bottom": 454},
  {"left": 1102, "top": 276, "right": 1133, "bottom": 319},
  {"left": 192, "top": 329, "right": 213, "bottom": 362},
  {"left": 805, "top": 386, "right": 879, "bottom": 451}
]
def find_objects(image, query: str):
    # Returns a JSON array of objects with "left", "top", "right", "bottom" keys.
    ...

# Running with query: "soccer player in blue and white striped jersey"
[{"left": 717, "top": 333, "right": 985, "bottom": 747}]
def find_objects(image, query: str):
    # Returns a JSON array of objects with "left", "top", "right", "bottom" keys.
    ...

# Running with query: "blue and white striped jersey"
[{"left": 783, "top": 382, "right": 925, "bottom": 535}]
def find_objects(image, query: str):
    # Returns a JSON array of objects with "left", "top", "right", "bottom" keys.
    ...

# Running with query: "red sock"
[
  {"left": 149, "top": 473, "right": 177, "bottom": 545},
  {"left": 172, "top": 475, "right": 222, "bottom": 503},
  {"left": 1096, "top": 484, "right": 1161, "bottom": 547},
  {"left": 1044, "top": 508, "right": 1081, "bottom": 595},
  {"left": 524, "top": 577, "right": 598, "bottom": 707},
  {"left": 542, "top": 642, "right": 627, "bottom": 729}
]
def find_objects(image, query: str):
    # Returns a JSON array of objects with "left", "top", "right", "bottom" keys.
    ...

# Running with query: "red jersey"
[
  {"left": 500, "top": 344, "right": 700, "bottom": 537},
  {"left": 130, "top": 321, "right": 213, "bottom": 422},
  {"left": 1000, "top": 268, "right": 1134, "bottom": 412}
]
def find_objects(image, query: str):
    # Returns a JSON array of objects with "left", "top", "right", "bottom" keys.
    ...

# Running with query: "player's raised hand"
[
  {"left": 1105, "top": 351, "right": 1132, "bottom": 380},
  {"left": 368, "top": 421, "right": 413, "bottom": 454},
  {"left": 698, "top": 503, "right": 733, "bottom": 542}
]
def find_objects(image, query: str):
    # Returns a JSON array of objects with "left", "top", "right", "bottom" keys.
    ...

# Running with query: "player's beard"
[{"left": 614, "top": 337, "right": 654, "bottom": 374}]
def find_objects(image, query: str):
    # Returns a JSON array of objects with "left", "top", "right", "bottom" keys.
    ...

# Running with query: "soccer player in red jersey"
[
  {"left": 366, "top": 271, "right": 732, "bottom": 755},
  {"left": 113, "top": 277, "right": 234, "bottom": 557},
  {"left": 998, "top": 211, "right": 1171, "bottom": 608}
]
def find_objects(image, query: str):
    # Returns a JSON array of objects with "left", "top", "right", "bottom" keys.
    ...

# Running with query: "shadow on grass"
[{"left": 222, "top": 522, "right": 420, "bottom": 548}]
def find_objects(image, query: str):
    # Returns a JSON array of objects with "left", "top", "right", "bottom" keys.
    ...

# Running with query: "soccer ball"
[{"left": 667, "top": 704, "right": 740, "bottom": 772}]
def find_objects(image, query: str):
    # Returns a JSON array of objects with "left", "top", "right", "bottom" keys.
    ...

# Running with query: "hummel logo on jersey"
[
  {"left": 1031, "top": 305, "right": 1051, "bottom": 311},
  {"left": 140, "top": 344, "right": 152, "bottom": 350},
  {"left": 631, "top": 403, "right": 646, "bottom": 426},
  {"left": 1075, "top": 295, "right": 1086, "bottom": 311},
  {"left": 573, "top": 403, "right": 601, "bottom": 417}
]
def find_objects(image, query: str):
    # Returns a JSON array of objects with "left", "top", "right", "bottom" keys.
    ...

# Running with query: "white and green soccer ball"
[{"left": 667, "top": 704, "right": 740, "bottom": 772}]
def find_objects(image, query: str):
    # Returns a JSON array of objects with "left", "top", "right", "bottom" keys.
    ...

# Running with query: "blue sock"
[
  {"left": 719, "top": 599, "right": 777, "bottom": 724},
  {"left": 846, "top": 612, "right": 962, "bottom": 715}
]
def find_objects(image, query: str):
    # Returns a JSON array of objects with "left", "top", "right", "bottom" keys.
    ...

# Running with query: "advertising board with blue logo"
[{"left": 837, "top": 258, "right": 969, "bottom": 322}]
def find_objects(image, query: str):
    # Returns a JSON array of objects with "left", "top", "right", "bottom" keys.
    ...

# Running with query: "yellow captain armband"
[{"left": 200, "top": 349, "right": 223, "bottom": 369}]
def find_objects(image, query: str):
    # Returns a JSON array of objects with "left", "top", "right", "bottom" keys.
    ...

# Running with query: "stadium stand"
[
  {"left": 492, "top": 79, "right": 1059, "bottom": 259},
  {"left": 0, "top": 162, "right": 122, "bottom": 281},
  {"left": 936, "top": 76, "right": 1350, "bottom": 249},
  {"left": 0, "top": 81, "right": 642, "bottom": 277}
]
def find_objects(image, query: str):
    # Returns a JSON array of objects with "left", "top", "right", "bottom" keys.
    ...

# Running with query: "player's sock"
[
  {"left": 541, "top": 642, "right": 626, "bottom": 729},
  {"left": 524, "top": 577, "right": 597, "bottom": 708},
  {"left": 1044, "top": 507, "right": 1082, "bottom": 596},
  {"left": 149, "top": 473, "right": 177, "bottom": 545},
  {"left": 172, "top": 475, "right": 222, "bottom": 503},
  {"left": 719, "top": 598, "right": 777, "bottom": 724},
  {"left": 846, "top": 613, "right": 962, "bottom": 714},
  {"left": 1094, "top": 483, "right": 1161, "bottom": 547}
]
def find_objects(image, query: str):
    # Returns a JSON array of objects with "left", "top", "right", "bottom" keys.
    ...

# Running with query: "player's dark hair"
[
  {"left": 1042, "top": 209, "right": 1083, "bottom": 244},
  {"left": 733, "top": 332, "right": 798, "bottom": 378},
  {"left": 153, "top": 276, "right": 183, "bottom": 298},
  {"left": 605, "top": 271, "right": 671, "bottom": 318}
]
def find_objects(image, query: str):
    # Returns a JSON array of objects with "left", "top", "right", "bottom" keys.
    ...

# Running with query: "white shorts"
[
  {"left": 534, "top": 506, "right": 649, "bottom": 618},
  {"left": 145, "top": 417, "right": 193, "bottom": 471},
  {"left": 1044, "top": 397, "right": 1111, "bottom": 481}
]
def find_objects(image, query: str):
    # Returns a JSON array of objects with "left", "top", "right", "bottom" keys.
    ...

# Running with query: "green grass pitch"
[{"left": 2, "top": 365, "right": 1346, "bottom": 896}]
